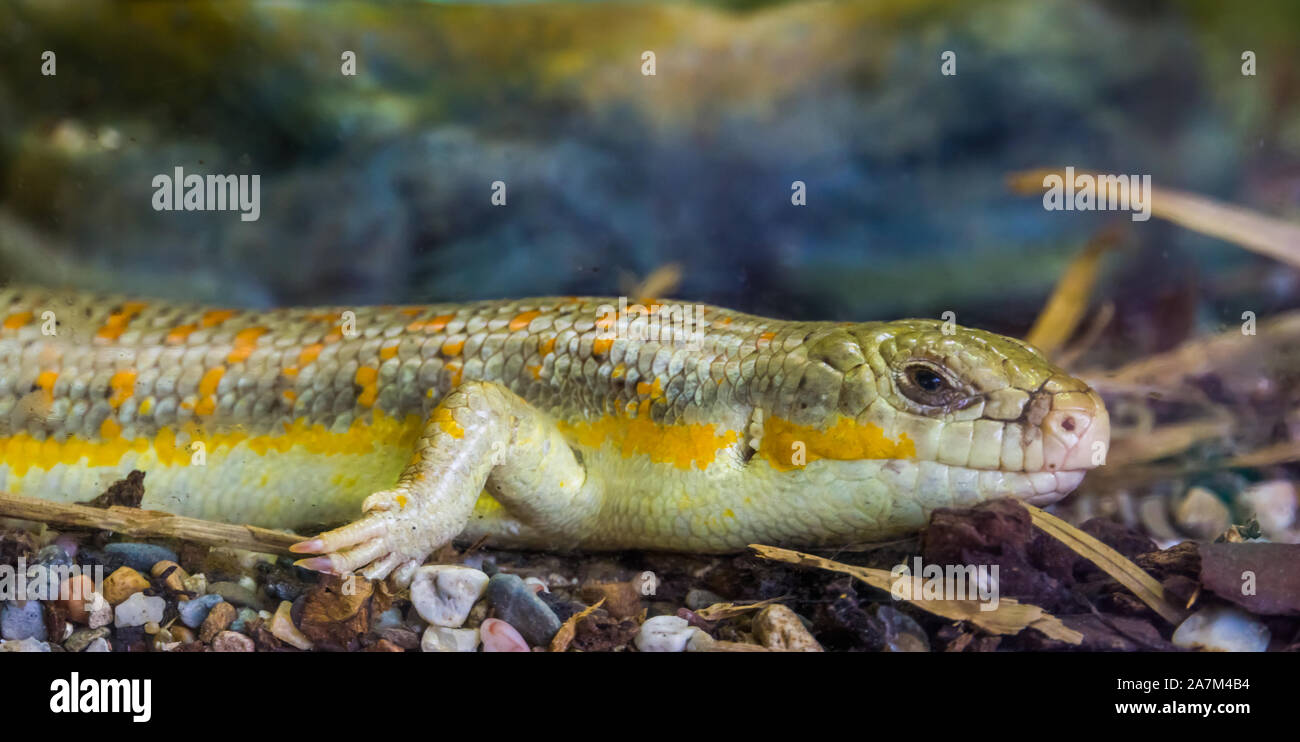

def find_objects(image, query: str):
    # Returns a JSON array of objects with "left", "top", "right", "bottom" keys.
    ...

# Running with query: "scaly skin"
[{"left": 0, "top": 287, "right": 1108, "bottom": 584}]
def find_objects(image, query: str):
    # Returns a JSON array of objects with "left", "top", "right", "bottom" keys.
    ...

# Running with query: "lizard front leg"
[{"left": 290, "top": 381, "right": 596, "bottom": 585}]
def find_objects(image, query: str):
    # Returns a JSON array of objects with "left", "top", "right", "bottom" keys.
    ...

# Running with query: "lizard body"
[{"left": 0, "top": 287, "right": 1108, "bottom": 582}]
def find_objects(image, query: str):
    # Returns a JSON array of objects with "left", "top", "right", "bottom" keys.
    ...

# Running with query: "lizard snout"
[{"left": 1040, "top": 389, "right": 1109, "bottom": 472}]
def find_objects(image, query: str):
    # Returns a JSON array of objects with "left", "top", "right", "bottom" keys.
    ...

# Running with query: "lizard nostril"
[{"left": 1061, "top": 417, "right": 1076, "bottom": 432}]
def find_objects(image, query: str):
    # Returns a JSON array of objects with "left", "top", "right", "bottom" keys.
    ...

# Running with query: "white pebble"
[
  {"left": 1173, "top": 606, "right": 1271, "bottom": 652},
  {"left": 635, "top": 615, "right": 700, "bottom": 653},
  {"left": 84, "top": 637, "right": 111, "bottom": 653},
  {"left": 421, "top": 626, "right": 480, "bottom": 653},
  {"left": 0, "top": 637, "right": 51, "bottom": 652},
  {"left": 87, "top": 592, "right": 112, "bottom": 629},
  {"left": 523, "top": 576, "right": 549, "bottom": 593},
  {"left": 114, "top": 592, "right": 165, "bottom": 628},
  {"left": 411, "top": 565, "right": 490, "bottom": 628}
]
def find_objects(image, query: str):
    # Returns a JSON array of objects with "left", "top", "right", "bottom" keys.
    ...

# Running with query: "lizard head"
[{"left": 753, "top": 319, "right": 1108, "bottom": 509}]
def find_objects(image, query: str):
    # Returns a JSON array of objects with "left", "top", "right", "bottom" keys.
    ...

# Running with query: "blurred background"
[{"left": 1, "top": 0, "right": 1298, "bottom": 541}]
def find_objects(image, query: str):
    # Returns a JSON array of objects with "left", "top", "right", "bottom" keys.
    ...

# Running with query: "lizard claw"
[{"left": 290, "top": 499, "right": 434, "bottom": 586}]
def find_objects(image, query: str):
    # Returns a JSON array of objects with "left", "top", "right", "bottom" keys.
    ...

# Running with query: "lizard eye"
[
  {"left": 911, "top": 367, "right": 944, "bottom": 391},
  {"left": 897, "top": 361, "right": 964, "bottom": 407}
]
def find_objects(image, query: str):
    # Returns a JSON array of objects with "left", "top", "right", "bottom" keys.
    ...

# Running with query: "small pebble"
[
  {"left": 199, "top": 601, "right": 237, "bottom": 643},
  {"left": 421, "top": 625, "right": 481, "bottom": 652},
  {"left": 85, "top": 593, "right": 112, "bottom": 629},
  {"left": 1, "top": 600, "right": 48, "bottom": 642},
  {"left": 212, "top": 630, "right": 255, "bottom": 652},
  {"left": 150, "top": 560, "right": 188, "bottom": 591},
  {"left": 143, "top": 621, "right": 160, "bottom": 635},
  {"left": 53, "top": 534, "right": 80, "bottom": 560},
  {"left": 635, "top": 615, "right": 698, "bottom": 652},
  {"left": 171, "top": 625, "right": 196, "bottom": 644},
  {"left": 103, "top": 543, "right": 178, "bottom": 572},
  {"left": 1239, "top": 480, "right": 1298, "bottom": 538},
  {"left": 580, "top": 581, "right": 644, "bottom": 620},
  {"left": 178, "top": 594, "right": 225, "bottom": 628},
  {"left": 229, "top": 607, "right": 259, "bottom": 634},
  {"left": 114, "top": 592, "right": 165, "bottom": 628},
  {"left": 64, "top": 626, "right": 110, "bottom": 653},
  {"left": 1173, "top": 606, "right": 1271, "bottom": 652},
  {"left": 523, "top": 576, "right": 549, "bottom": 593},
  {"left": 102, "top": 566, "right": 151, "bottom": 605},
  {"left": 35, "top": 543, "right": 73, "bottom": 568},
  {"left": 208, "top": 581, "right": 268, "bottom": 610},
  {"left": 83, "top": 637, "right": 110, "bottom": 653},
  {"left": 485, "top": 573, "right": 562, "bottom": 646},
  {"left": 0, "top": 637, "right": 52, "bottom": 652},
  {"left": 874, "top": 605, "right": 930, "bottom": 652},
  {"left": 1175, "top": 487, "right": 1232, "bottom": 540},
  {"left": 182, "top": 573, "right": 208, "bottom": 596},
  {"left": 753, "top": 604, "right": 823, "bottom": 652},
  {"left": 480, "top": 618, "right": 530, "bottom": 652},
  {"left": 373, "top": 607, "right": 405, "bottom": 632},
  {"left": 411, "top": 565, "right": 490, "bottom": 628},
  {"left": 56, "top": 575, "right": 96, "bottom": 624},
  {"left": 269, "top": 601, "right": 313, "bottom": 650}
]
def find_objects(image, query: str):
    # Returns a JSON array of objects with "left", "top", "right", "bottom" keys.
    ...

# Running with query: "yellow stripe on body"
[{"left": 0, "top": 410, "right": 427, "bottom": 528}]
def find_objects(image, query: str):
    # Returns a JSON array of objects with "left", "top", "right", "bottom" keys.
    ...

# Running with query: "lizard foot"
[{"left": 290, "top": 490, "right": 429, "bottom": 585}]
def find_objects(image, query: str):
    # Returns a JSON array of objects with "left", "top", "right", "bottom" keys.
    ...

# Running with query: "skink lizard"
[{"left": 0, "top": 287, "right": 1108, "bottom": 584}]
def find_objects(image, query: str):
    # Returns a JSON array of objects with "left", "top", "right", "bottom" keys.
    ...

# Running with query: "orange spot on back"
[
  {"left": 96, "top": 302, "right": 148, "bottom": 341},
  {"left": 194, "top": 396, "right": 217, "bottom": 416},
  {"left": 200, "top": 309, "right": 236, "bottom": 328},
  {"left": 298, "top": 343, "right": 323, "bottom": 367},
  {"left": 441, "top": 339, "right": 464, "bottom": 357},
  {"left": 379, "top": 343, "right": 399, "bottom": 361},
  {"left": 3, "top": 311, "right": 33, "bottom": 330},
  {"left": 109, "top": 370, "right": 137, "bottom": 407},
  {"left": 539, "top": 336, "right": 556, "bottom": 356},
  {"left": 592, "top": 337, "right": 613, "bottom": 357},
  {"left": 509, "top": 310, "right": 542, "bottom": 332},
  {"left": 227, "top": 327, "right": 267, "bottom": 363},
  {"left": 165, "top": 324, "right": 197, "bottom": 344},
  {"left": 357, "top": 386, "right": 378, "bottom": 407},
  {"left": 354, "top": 367, "right": 378, "bottom": 386},
  {"left": 36, "top": 371, "right": 58, "bottom": 400},
  {"left": 199, "top": 367, "right": 225, "bottom": 398},
  {"left": 413, "top": 314, "right": 454, "bottom": 333}
]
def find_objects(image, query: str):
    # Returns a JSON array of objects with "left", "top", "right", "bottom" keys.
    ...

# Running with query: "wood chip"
[{"left": 0, "top": 490, "right": 299, "bottom": 556}]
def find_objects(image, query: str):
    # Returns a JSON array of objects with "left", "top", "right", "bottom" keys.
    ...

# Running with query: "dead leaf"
[
  {"left": 1022, "top": 503, "right": 1188, "bottom": 625},
  {"left": 549, "top": 598, "right": 605, "bottom": 653},
  {"left": 751, "top": 544, "right": 1082, "bottom": 643},
  {"left": 694, "top": 596, "right": 784, "bottom": 622}
]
